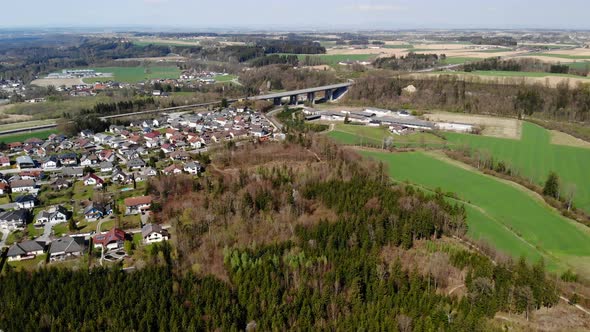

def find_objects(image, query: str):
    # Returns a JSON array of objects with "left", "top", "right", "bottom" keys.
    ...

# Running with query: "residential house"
[
  {"left": 144, "top": 131, "right": 160, "bottom": 142},
  {"left": 0, "top": 209, "right": 28, "bottom": 230},
  {"left": 0, "top": 182, "right": 8, "bottom": 195},
  {"left": 98, "top": 149, "right": 115, "bottom": 162},
  {"left": 35, "top": 205, "right": 69, "bottom": 225},
  {"left": 83, "top": 202, "right": 112, "bottom": 221},
  {"left": 183, "top": 161, "right": 203, "bottom": 175},
  {"left": 10, "top": 179, "right": 35, "bottom": 193},
  {"left": 124, "top": 195, "right": 152, "bottom": 215},
  {"left": 59, "top": 153, "right": 78, "bottom": 166},
  {"left": 80, "top": 154, "right": 98, "bottom": 167},
  {"left": 0, "top": 156, "right": 10, "bottom": 167},
  {"left": 100, "top": 161, "right": 114, "bottom": 173},
  {"left": 41, "top": 156, "right": 59, "bottom": 170},
  {"left": 15, "top": 195, "right": 36, "bottom": 209},
  {"left": 48, "top": 236, "right": 85, "bottom": 261},
  {"left": 170, "top": 150, "right": 190, "bottom": 161},
  {"left": 83, "top": 173, "right": 104, "bottom": 187},
  {"left": 93, "top": 228, "right": 127, "bottom": 250},
  {"left": 51, "top": 178, "right": 72, "bottom": 191},
  {"left": 16, "top": 155, "right": 35, "bottom": 169},
  {"left": 127, "top": 158, "right": 146, "bottom": 170},
  {"left": 162, "top": 164, "right": 183, "bottom": 175},
  {"left": 142, "top": 223, "right": 169, "bottom": 244},
  {"left": 7, "top": 240, "right": 44, "bottom": 261},
  {"left": 61, "top": 167, "right": 84, "bottom": 178}
]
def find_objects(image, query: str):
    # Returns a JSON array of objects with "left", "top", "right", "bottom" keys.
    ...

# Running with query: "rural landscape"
[{"left": 2, "top": 1, "right": 590, "bottom": 331}]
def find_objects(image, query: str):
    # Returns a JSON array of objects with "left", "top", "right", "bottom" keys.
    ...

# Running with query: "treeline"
[
  {"left": 374, "top": 53, "right": 445, "bottom": 71},
  {"left": 346, "top": 74, "right": 590, "bottom": 121},
  {"left": 258, "top": 39, "right": 325, "bottom": 54},
  {"left": 239, "top": 65, "right": 338, "bottom": 95},
  {"left": 464, "top": 57, "right": 589, "bottom": 76},
  {"left": 250, "top": 54, "right": 299, "bottom": 67},
  {"left": 456, "top": 36, "right": 517, "bottom": 46}
]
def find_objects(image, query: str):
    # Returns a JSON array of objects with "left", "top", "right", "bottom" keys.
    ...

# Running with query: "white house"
[
  {"left": 142, "top": 223, "right": 169, "bottom": 244},
  {"left": 41, "top": 157, "right": 59, "bottom": 170},
  {"left": 36, "top": 205, "right": 69, "bottom": 225},
  {"left": 83, "top": 173, "right": 104, "bottom": 187},
  {"left": 15, "top": 195, "right": 36, "bottom": 209},
  {"left": 124, "top": 195, "right": 152, "bottom": 215}
]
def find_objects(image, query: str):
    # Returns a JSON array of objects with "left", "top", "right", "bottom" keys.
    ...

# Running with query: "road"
[
  {"left": 36, "top": 222, "right": 55, "bottom": 244},
  {"left": 0, "top": 228, "right": 8, "bottom": 248},
  {"left": 265, "top": 107, "right": 284, "bottom": 131},
  {"left": 0, "top": 202, "right": 16, "bottom": 210}
]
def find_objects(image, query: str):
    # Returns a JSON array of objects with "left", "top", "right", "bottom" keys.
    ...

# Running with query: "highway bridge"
[{"left": 0, "top": 82, "right": 354, "bottom": 136}]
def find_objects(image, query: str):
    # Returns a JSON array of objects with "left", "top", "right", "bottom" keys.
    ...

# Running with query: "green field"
[
  {"left": 382, "top": 44, "right": 414, "bottom": 49},
  {"left": 132, "top": 40, "right": 200, "bottom": 47},
  {"left": 213, "top": 74, "right": 237, "bottom": 82},
  {"left": 81, "top": 66, "right": 181, "bottom": 83},
  {"left": 440, "top": 57, "right": 482, "bottom": 65},
  {"left": 361, "top": 150, "right": 590, "bottom": 275},
  {"left": 445, "top": 122, "right": 590, "bottom": 214},
  {"left": 327, "top": 123, "right": 446, "bottom": 147},
  {"left": 529, "top": 52, "right": 590, "bottom": 60},
  {"left": 281, "top": 54, "right": 375, "bottom": 65},
  {"left": 0, "top": 129, "right": 59, "bottom": 143},
  {"left": 564, "top": 61, "right": 590, "bottom": 70}
]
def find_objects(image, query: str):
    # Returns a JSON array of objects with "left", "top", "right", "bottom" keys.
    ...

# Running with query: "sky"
[{"left": 1, "top": 0, "right": 589, "bottom": 30}]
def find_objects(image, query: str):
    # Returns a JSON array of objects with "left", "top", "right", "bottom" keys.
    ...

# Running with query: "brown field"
[
  {"left": 519, "top": 55, "right": 580, "bottom": 63},
  {"left": 550, "top": 130, "right": 590, "bottom": 148},
  {"left": 423, "top": 111, "right": 521, "bottom": 139},
  {"left": 548, "top": 48, "right": 590, "bottom": 56},
  {"left": 0, "top": 104, "right": 33, "bottom": 124},
  {"left": 115, "top": 56, "right": 187, "bottom": 62},
  {"left": 31, "top": 77, "right": 85, "bottom": 87},
  {"left": 494, "top": 302, "right": 590, "bottom": 331}
]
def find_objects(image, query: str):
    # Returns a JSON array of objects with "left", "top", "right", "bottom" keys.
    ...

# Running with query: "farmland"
[
  {"left": 445, "top": 122, "right": 590, "bottom": 214},
  {"left": 361, "top": 150, "right": 590, "bottom": 275},
  {"left": 81, "top": 66, "right": 181, "bottom": 83},
  {"left": 440, "top": 57, "right": 481, "bottom": 65},
  {"left": 454, "top": 70, "right": 590, "bottom": 79},
  {"left": 326, "top": 123, "right": 446, "bottom": 147},
  {"left": 282, "top": 53, "right": 375, "bottom": 65}
]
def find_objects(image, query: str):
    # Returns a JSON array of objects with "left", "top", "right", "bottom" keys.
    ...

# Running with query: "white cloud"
[{"left": 347, "top": 4, "right": 407, "bottom": 12}]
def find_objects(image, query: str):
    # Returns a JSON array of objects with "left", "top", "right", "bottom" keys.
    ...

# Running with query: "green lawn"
[
  {"left": 0, "top": 119, "right": 57, "bottom": 132},
  {"left": 382, "top": 44, "right": 414, "bottom": 49},
  {"left": 361, "top": 150, "right": 590, "bottom": 275},
  {"left": 80, "top": 66, "right": 181, "bottom": 84},
  {"left": 564, "top": 61, "right": 590, "bottom": 70},
  {"left": 445, "top": 122, "right": 590, "bottom": 214},
  {"left": 213, "top": 74, "right": 237, "bottom": 82},
  {"left": 327, "top": 124, "right": 446, "bottom": 147},
  {"left": 0, "top": 129, "right": 59, "bottom": 143}
]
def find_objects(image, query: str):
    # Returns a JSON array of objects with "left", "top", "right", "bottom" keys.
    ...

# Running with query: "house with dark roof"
[
  {"left": 61, "top": 167, "right": 84, "bottom": 178},
  {"left": 16, "top": 155, "right": 35, "bottom": 169},
  {"left": 48, "top": 236, "right": 85, "bottom": 261},
  {"left": 0, "top": 209, "right": 28, "bottom": 230},
  {"left": 35, "top": 205, "right": 69, "bottom": 225},
  {"left": 93, "top": 228, "right": 127, "bottom": 250},
  {"left": 142, "top": 223, "right": 169, "bottom": 244},
  {"left": 127, "top": 158, "right": 146, "bottom": 170},
  {"left": 7, "top": 240, "right": 44, "bottom": 261},
  {"left": 83, "top": 202, "right": 112, "bottom": 221},
  {"left": 15, "top": 194, "right": 36, "bottom": 209},
  {"left": 51, "top": 178, "right": 72, "bottom": 191}
]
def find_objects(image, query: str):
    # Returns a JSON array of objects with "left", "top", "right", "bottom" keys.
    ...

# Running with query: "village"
[{"left": 0, "top": 106, "right": 278, "bottom": 268}]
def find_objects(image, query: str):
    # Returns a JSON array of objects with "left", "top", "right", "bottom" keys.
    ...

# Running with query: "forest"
[
  {"left": 463, "top": 58, "right": 589, "bottom": 76},
  {"left": 345, "top": 74, "right": 590, "bottom": 122},
  {"left": 374, "top": 53, "right": 445, "bottom": 71}
]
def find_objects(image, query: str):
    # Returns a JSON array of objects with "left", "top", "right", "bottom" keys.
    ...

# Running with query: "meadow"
[
  {"left": 529, "top": 52, "right": 590, "bottom": 60},
  {"left": 361, "top": 150, "right": 590, "bottom": 275},
  {"left": 82, "top": 65, "right": 181, "bottom": 83},
  {"left": 282, "top": 53, "right": 375, "bottom": 65},
  {"left": 445, "top": 122, "right": 590, "bottom": 214},
  {"left": 0, "top": 129, "right": 59, "bottom": 143},
  {"left": 455, "top": 70, "right": 590, "bottom": 80},
  {"left": 440, "top": 57, "right": 481, "bottom": 65},
  {"left": 326, "top": 123, "right": 446, "bottom": 147}
]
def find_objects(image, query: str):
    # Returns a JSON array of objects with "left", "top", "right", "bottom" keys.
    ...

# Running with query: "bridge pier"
[
  {"left": 273, "top": 97, "right": 282, "bottom": 106},
  {"left": 289, "top": 95, "right": 298, "bottom": 105},
  {"left": 325, "top": 89, "right": 333, "bottom": 101},
  {"left": 306, "top": 92, "right": 315, "bottom": 104}
]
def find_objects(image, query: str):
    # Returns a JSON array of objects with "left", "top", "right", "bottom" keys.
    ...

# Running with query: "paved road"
[
  {"left": 266, "top": 107, "right": 284, "bottom": 131},
  {"left": 37, "top": 222, "right": 55, "bottom": 244},
  {"left": 0, "top": 203, "right": 16, "bottom": 210},
  {"left": 0, "top": 228, "right": 9, "bottom": 248}
]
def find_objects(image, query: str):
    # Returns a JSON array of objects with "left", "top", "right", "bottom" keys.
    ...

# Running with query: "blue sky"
[{"left": 2, "top": 0, "right": 589, "bottom": 29}]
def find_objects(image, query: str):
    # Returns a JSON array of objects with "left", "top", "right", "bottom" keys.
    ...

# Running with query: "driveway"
[
  {"left": 36, "top": 222, "right": 55, "bottom": 244},
  {"left": 0, "top": 203, "right": 16, "bottom": 210}
]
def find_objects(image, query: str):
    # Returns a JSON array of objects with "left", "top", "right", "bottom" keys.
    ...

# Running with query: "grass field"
[
  {"left": 529, "top": 53, "right": 590, "bottom": 60},
  {"left": 213, "top": 74, "right": 237, "bottom": 82},
  {"left": 0, "top": 129, "right": 59, "bottom": 143},
  {"left": 0, "top": 119, "right": 57, "bottom": 132},
  {"left": 361, "top": 150, "right": 590, "bottom": 275},
  {"left": 281, "top": 53, "right": 375, "bottom": 65},
  {"left": 382, "top": 44, "right": 414, "bottom": 49},
  {"left": 81, "top": 66, "right": 181, "bottom": 83},
  {"left": 326, "top": 123, "right": 446, "bottom": 147},
  {"left": 445, "top": 122, "right": 590, "bottom": 214},
  {"left": 440, "top": 57, "right": 482, "bottom": 65},
  {"left": 564, "top": 61, "right": 590, "bottom": 70}
]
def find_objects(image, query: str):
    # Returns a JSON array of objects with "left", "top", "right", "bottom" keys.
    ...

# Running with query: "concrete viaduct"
[{"left": 247, "top": 82, "right": 353, "bottom": 105}]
